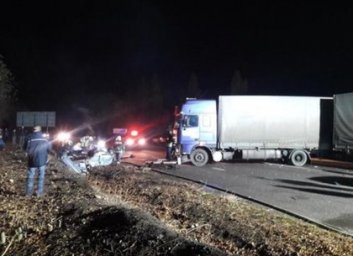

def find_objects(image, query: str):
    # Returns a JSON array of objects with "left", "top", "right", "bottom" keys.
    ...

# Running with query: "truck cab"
[{"left": 178, "top": 99, "right": 217, "bottom": 165}]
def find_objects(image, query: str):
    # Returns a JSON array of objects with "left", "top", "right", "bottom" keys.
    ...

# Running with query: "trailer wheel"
[
  {"left": 290, "top": 150, "right": 307, "bottom": 167},
  {"left": 190, "top": 148, "right": 209, "bottom": 167}
]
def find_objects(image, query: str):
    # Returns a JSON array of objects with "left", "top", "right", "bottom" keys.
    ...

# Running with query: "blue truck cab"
[{"left": 178, "top": 99, "right": 217, "bottom": 164}]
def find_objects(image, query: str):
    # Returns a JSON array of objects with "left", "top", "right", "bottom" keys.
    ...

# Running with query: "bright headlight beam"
[
  {"left": 57, "top": 132, "right": 70, "bottom": 142},
  {"left": 138, "top": 138, "right": 146, "bottom": 145},
  {"left": 126, "top": 138, "right": 134, "bottom": 146},
  {"left": 97, "top": 140, "right": 106, "bottom": 148}
]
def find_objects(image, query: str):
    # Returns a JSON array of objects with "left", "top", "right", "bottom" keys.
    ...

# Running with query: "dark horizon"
[{"left": 1, "top": 1, "right": 353, "bottom": 116}]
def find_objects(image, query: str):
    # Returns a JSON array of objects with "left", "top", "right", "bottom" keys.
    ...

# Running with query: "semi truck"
[{"left": 176, "top": 95, "right": 334, "bottom": 167}]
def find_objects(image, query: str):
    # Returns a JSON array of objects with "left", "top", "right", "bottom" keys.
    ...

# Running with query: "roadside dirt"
[{"left": 1, "top": 146, "right": 353, "bottom": 255}]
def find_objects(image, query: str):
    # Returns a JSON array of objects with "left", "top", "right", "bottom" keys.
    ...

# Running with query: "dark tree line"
[
  {"left": 0, "top": 55, "right": 16, "bottom": 127},
  {"left": 2, "top": 51, "right": 248, "bottom": 134}
]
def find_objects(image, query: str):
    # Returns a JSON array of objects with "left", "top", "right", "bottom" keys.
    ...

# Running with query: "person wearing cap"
[{"left": 23, "top": 125, "right": 51, "bottom": 197}]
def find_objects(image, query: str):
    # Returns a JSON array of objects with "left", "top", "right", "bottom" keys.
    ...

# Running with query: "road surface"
[{"left": 124, "top": 146, "right": 353, "bottom": 236}]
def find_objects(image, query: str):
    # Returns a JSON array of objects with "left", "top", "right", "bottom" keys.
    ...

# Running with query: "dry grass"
[{"left": 1, "top": 146, "right": 353, "bottom": 255}]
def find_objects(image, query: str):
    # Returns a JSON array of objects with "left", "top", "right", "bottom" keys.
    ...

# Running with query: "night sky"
[{"left": 1, "top": 1, "right": 353, "bottom": 126}]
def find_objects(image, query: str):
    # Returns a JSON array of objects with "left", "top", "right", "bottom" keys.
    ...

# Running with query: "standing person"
[
  {"left": 166, "top": 128, "right": 175, "bottom": 161},
  {"left": 114, "top": 135, "right": 124, "bottom": 164},
  {"left": 23, "top": 125, "right": 51, "bottom": 197},
  {"left": 3, "top": 128, "right": 9, "bottom": 142},
  {"left": 0, "top": 135, "right": 5, "bottom": 151},
  {"left": 19, "top": 127, "right": 25, "bottom": 147},
  {"left": 12, "top": 128, "right": 17, "bottom": 145}
]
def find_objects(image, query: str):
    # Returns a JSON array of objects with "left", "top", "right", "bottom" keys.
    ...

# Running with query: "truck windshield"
[{"left": 182, "top": 115, "right": 199, "bottom": 127}]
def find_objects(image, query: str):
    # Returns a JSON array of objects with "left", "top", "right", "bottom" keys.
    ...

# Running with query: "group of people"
[{"left": 0, "top": 127, "right": 30, "bottom": 150}]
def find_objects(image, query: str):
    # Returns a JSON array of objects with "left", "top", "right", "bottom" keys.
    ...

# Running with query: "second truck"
[{"left": 176, "top": 95, "right": 336, "bottom": 167}]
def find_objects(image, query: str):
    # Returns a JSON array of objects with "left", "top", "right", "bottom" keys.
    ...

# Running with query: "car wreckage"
[{"left": 55, "top": 131, "right": 123, "bottom": 174}]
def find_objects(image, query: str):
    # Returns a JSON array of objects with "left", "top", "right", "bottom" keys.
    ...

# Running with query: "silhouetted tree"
[
  {"left": 149, "top": 74, "right": 164, "bottom": 116},
  {"left": 230, "top": 69, "right": 248, "bottom": 95},
  {"left": 137, "top": 76, "right": 149, "bottom": 107},
  {"left": 187, "top": 72, "right": 201, "bottom": 98},
  {"left": 0, "top": 55, "right": 16, "bottom": 126}
]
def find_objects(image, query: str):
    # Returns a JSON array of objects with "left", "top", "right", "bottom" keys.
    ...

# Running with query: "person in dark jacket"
[
  {"left": 23, "top": 125, "right": 51, "bottom": 196},
  {"left": 166, "top": 128, "right": 175, "bottom": 161},
  {"left": 0, "top": 135, "right": 5, "bottom": 151}
]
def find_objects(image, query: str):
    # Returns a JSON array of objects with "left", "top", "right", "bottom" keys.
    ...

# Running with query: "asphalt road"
[
  {"left": 124, "top": 146, "right": 353, "bottom": 236},
  {"left": 123, "top": 145, "right": 165, "bottom": 165}
]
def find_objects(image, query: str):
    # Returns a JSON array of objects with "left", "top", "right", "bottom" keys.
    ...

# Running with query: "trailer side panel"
[
  {"left": 333, "top": 92, "right": 353, "bottom": 151},
  {"left": 218, "top": 96, "right": 329, "bottom": 150}
]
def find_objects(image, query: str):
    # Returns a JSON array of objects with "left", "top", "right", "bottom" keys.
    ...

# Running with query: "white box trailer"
[
  {"left": 217, "top": 96, "right": 334, "bottom": 166},
  {"left": 219, "top": 96, "right": 330, "bottom": 150}
]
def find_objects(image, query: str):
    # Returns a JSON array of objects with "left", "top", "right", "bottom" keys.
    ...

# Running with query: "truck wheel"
[
  {"left": 290, "top": 150, "right": 307, "bottom": 167},
  {"left": 190, "top": 148, "right": 209, "bottom": 167}
]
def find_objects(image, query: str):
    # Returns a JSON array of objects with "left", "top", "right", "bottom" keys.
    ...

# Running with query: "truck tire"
[
  {"left": 290, "top": 150, "right": 308, "bottom": 167},
  {"left": 190, "top": 148, "right": 209, "bottom": 167}
]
